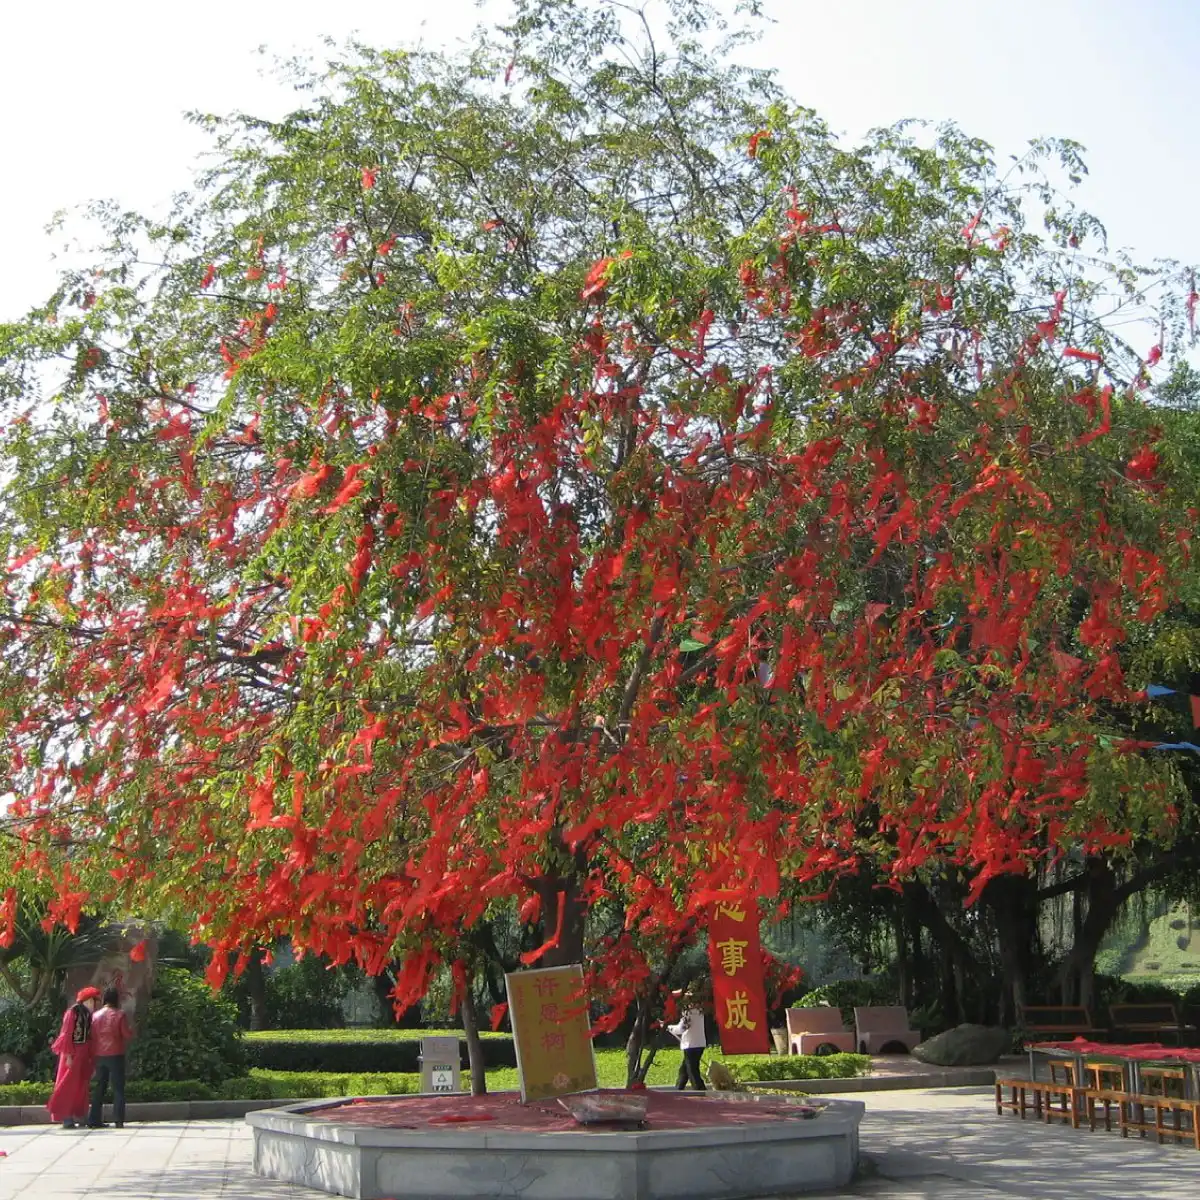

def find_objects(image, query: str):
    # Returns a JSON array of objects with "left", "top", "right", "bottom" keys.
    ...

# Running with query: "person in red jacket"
[
  {"left": 47, "top": 987, "right": 101, "bottom": 1129},
  {"left": 87, "top": 987, "right": 135, "bottom": 1129}
]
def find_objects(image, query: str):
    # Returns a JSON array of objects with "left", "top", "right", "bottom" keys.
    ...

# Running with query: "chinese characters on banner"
[
  {"left": 504, "top": 964, "right": 598, "bottom": 1102},
  {"left": 708, "top": 895, "right": 770, "bottom": 1054}
]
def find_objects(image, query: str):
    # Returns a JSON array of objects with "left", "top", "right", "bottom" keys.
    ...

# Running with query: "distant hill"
[{"left": 1097, "top": 901, "right": 1200, "bottom": 990}]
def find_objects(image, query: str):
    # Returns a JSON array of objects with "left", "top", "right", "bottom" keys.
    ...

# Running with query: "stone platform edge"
[
  {"left": 250, "top": 1096, "right": 866, "bottom": 1199},
  {"left": 751, "top": 1067, "right": 997, "bottom": 1094},
  {"left": 0, "top": 1067, "right": 999, "bottom": 1125}
]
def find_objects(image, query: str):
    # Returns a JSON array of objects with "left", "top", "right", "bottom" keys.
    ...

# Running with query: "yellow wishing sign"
[{"left": 505, "top": 964, "right": 598, "bottom": 1103}]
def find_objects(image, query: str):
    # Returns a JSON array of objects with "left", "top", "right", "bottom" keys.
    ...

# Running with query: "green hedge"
[
  {"left": 0, "top": 1072, "right": 420, "bottom": 1106},
  {"left": 0, "top": 1079, "right": 223, "bottom": 1105},
  {"left": 244, "top": 1030, "right": 515, "bottom": 1073},
  {"left": 0, "top": 1080, "right": 50, "bottom": 1104},
  {"left": 248, "top": 1070, "right": 418, "bottom": 1097},
  {"left": 726, "top": 1053, "right": 869, "bottom": 1082}
]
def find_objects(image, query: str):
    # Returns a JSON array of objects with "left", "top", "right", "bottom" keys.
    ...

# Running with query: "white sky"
[{"left": 2, "top": 0, "right": 1197, "bottom": 322}]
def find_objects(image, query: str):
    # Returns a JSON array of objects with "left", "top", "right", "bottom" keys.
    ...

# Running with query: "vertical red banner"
[{"left": 708, "top": 895, "right": 770, "bottom": 1055}]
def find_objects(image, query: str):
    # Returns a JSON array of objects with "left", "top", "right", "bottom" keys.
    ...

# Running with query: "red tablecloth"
[{"left": 1030, "top": 1038, "right": 1200, "bottom": 1063}]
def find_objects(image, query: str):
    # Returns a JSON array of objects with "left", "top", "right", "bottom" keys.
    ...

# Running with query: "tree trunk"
[
  {"left": 624, "top": 993, "right": 662, "bottom": 1087},
  {"left": 904, "top": 881, "right": 976, "bottom": 1025},
  {"left": 536, "top": 876, "right": 586, "bottom": 968},
  {"left": 1057, "top": 859, "right": 1119, "bottom": 1010},
  {"left": 905, "top": 897, "right": 925, "bottom": 1015},
  {"left": 460, "top": 985, "right": 488, "bottom": 1096},
  {"left": 245, "top": 947, "right": 269, "bottom": 1031},
  {"left": 372, "top": 969, "right": 397, "bottom": 1026},
  {"left": 986, "top": 875, "right": 1039, "bottom": 1027},
  {"left": 891, "top": 909, "right": 911, "bottom": 1010}
]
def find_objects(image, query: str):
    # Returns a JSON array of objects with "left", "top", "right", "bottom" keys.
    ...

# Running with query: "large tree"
[{"left": 1, "top": 0, "right": 1197, "bottom": 1054}]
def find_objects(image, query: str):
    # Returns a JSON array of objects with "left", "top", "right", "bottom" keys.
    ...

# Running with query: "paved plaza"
[{"left": 1, "top": 1087, "right": 1198, "bottom": 1198}]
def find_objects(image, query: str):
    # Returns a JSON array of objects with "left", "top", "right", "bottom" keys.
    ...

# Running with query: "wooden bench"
[
  {"left": 786, "top": 1007, "right": 856, "bottom": 1056},
  {"left": 1122, "top": 1094, "right": 1200, "bottom": 1148},
  {"left": 1109, "top": 1002, "right": 1193, "bottom": 1045},
  {"left": 1017, "top": 1004, "right": 1102, "bottom": 1039}
]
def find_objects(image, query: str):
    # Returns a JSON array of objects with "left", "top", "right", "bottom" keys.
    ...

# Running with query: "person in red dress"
[{"left": 47, "top": 987, "right": 101, "bottom": 1129}]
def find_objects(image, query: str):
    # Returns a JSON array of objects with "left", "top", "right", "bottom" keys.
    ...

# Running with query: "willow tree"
[{"left": 1, "top": 0, "right": 1197, "bottom": 1068}]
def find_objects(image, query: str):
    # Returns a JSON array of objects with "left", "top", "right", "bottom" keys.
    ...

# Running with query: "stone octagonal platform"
[{"left": 247, "top": 1090, "right": 865, "bottom": 1200}]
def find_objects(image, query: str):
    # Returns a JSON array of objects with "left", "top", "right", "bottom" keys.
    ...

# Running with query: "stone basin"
[{"left": 247, "top": 1089, "right": 865, "bottom": 1199}]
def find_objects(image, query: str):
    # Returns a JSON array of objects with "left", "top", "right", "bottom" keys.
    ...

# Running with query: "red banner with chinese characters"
[{"left": 708, "top": 894, "right": 770, "bottom": 1055}]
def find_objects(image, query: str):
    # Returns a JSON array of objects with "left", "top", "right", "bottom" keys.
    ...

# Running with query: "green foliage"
[
  {"left": 0, "top": 905, "right": 110, "bottom": 1009},
  {"left": 262, "top": 958, "right": 357, "bottom": 1029},
  {"left": 794, "top": 979, "right": 896, "bottom": 1028},
  {"left": 0, "top": 996, "right": 59, "bottom": 1080},
  {"left": 1092, "top": 973, "right": 1186, "bottom": 1010},
  {"left": 129, "top": 967, "right": 246, "bottom": 1083}
]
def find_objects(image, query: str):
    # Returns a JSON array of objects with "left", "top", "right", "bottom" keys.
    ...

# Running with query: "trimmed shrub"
[
  {"left": 220, "top": 1074, "right": 276, "bottom": 1100},
  {"left": 247, "top": 1069, "right": 418, "bottom": 1097},
  {"left": 724, "top": 1053, "right": 869, "bottom": 1083},
  {"left": 129, "top": 967, "right": 246, "bottom": 1084},
  {"left": 0, "top": 1079, "right": 51, "bottom": 1104},
  {"left": 244, "top": 1031, "right": 515, "bottom": 1073},
  {"left": 125, "top": 1079, "right": 217, "bottom": 1102}
]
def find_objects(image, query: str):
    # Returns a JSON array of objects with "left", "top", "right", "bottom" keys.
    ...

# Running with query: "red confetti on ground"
[{"left": 308, "top": 1090, "right": 818, "bottom": 1133}]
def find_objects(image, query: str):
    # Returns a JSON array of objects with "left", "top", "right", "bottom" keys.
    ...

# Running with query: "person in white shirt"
[{"left": 667, "top": 990, "right": 707, "bottom": 1090}]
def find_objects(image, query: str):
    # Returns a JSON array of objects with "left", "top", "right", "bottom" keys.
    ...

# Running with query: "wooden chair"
[
  {"left": 1050, "top": 1058, "right": 1124, "bottom": 1091},
  {"left": 1139, "top": 1065, "right": 1186, "bottom": 1099},
  {"left": 785, "top": 1007, "right": 856, "bottom": 1056},
  {"left": 853, "top": 1005, "right": 920, "bottom": 1054},
  {"left": 1122, "top": 1094, "right": 1200, "bottom": 1148},
  {"left": 1047, "top": 1059, "right": 1076, "bottom": 1086},
  {"left": 1083, "top": 1085, "right": 1129, "bottom": 1133}
]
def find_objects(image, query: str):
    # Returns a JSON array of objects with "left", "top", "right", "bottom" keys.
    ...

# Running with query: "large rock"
[
  {"left": 912, "top": 1023, "right": 1011, "bottom": 1067},
  {"left": 62, "top": 922, "right": 157, "bottom": 1021},
  {"left": 0, "top": 1053, "right": 25, "bottom": 1083}
]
